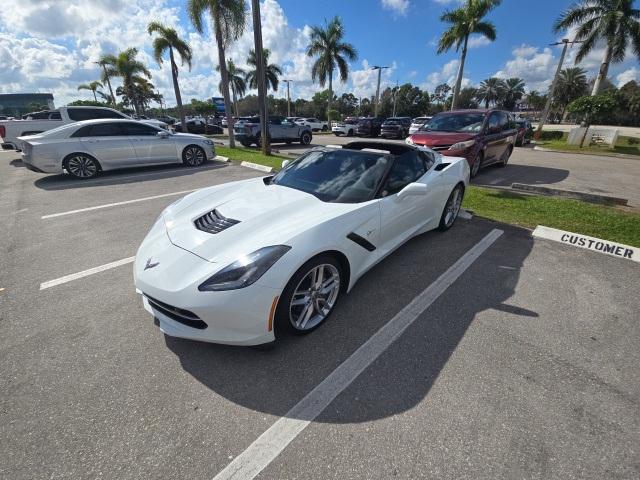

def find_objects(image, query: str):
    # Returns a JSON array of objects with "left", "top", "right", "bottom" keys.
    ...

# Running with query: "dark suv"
[
  {"left": 406, "top": 109, "right": 517, "bottom": 177},
  {"left": 380, "top": 117, "right": 411, "bottom": 139},
  {"left": 356, "top": 117, "right": 384, "bottom": 137}
]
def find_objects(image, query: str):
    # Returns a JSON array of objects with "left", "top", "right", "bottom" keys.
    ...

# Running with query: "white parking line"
[
  {"left": 39, "top": 256, "right": 135, "bottom": 290},
  {"left": 212, "top": 228, "right": 504, "bottom": 480},
  {"left": 41, "top": 190, "right": 196, "bottom": 219}
]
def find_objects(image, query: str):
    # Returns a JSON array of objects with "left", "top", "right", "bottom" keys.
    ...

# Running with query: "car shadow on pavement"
[
  {"left": 10, "top": 159, "right": 24, "bottom": 168},
  {"left": 31, "top": 160, "right": 230, "bottom": 191},
  {"left": 473, "top": 164, "right": 569, "bottom": 187},
  {"left": 165, "top": 219, "right": 536, "bottom": 424}
]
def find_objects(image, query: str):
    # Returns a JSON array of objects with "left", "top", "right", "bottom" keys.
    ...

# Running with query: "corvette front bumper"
[{"left": 134, "top": 219, "right": 279, "bottom": 346}]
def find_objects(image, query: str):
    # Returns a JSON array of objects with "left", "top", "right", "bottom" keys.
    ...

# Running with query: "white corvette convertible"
[{"left": 134, "top": 141, "right": 470, "bottom": 346}]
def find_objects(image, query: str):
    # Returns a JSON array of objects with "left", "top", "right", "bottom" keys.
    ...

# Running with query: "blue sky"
[{"left": 1, "top": 0, "right": 638, "bottom": 106}]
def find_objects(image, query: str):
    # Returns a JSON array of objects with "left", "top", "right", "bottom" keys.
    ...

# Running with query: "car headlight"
[
  {"left": 449, "top": 140, "right": 475, "bottom": 150},
  {"left": 198, "top": 245, "right": 291, "bottom": 291},
  {"left": 405, "top": 137, "right": 414, "bottom": 145},
  {"left": 203, "top": 139, "right": 214, "bottom": 145}
]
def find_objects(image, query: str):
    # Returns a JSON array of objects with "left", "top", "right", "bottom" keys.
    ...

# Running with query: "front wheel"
[
  {"left": 183, "top": 145, "right": 206, "bottom": 167},
  {"left": 65, "top": 154, "right": 100, "bottom": 179},
  {"left": 300, "top": 132, "right": 312, "bottom": 145},
  {"left": 322, "top": 125, "right": 328, "bottom": 131},
  {"left": 470, "top": 152, "right": 482, "bottom": 178},
  {"left": 276, "top": 255, "right": 342, "bottom": 335},
  {"left": 438, "top": 184, "right": 464, "bottom": 231}
]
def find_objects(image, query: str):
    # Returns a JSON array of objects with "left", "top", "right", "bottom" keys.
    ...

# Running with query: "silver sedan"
[{"left": 18, "top": 119, "right": 216, "bottom": 179}]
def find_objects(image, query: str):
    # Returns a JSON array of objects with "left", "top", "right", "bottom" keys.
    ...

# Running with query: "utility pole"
[
  {"left": 392, "top": 79, "right": 399, "bottom": 117},
  {"left": 535, "top": 39, "right": 582, "bottom": 139},
  {"left": 371, "top": 65, "right": 388, "bottom": 117},
  {"left": 283, "top": 79, "right": 292, "bottom": 117},
  {"left": 251, "top": 0, "right": 270, "bottom": 155}
]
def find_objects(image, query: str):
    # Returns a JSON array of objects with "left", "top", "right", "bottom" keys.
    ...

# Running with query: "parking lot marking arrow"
[{"left": 212, "top": 228, "right": 504, "bottom": 480}]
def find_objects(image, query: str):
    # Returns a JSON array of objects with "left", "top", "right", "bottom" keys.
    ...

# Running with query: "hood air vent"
[{"left": 194, "top": 209, "right": 240, "bottom": 234}]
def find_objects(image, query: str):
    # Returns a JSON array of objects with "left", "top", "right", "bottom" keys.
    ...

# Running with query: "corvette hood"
[{"left": 163, "top": 177, "right": 359, "bottom": 263}]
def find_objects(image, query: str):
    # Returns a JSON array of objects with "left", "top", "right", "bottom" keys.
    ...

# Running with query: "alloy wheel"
[
  {"left": 444, "top": 187, "right": 463, "bottom": 227},
  {"left": 66, "top": 155, "right": 98, "bottom": 178},
  {"left": 184, "top": 146, "right": 205, "bottom": 166},
  {"left": 289, "top": 264, "right": 340, "bottom": 331}
]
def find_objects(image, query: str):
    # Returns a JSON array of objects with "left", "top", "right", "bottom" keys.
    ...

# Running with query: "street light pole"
[
  {"left": 371, "top": 65, "right": 388, "bottom": 117},
  {"left": 392, "top": 79, "right": 398, "bottom": 117},
  {"left": 283, "top": 79, "right": 292, "bottom": 117},
  {"left": 251, "top": 0, "right": 270, "bottom": 155},
  {"left": 535, "top": 39, "right": 580, "bottom": 139}
]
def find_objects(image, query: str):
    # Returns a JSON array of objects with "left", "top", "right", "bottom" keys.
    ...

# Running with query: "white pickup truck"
[
  {"left": 0, "top": 106, "right": 167, "bottom": 150},
  {"left": 294, "top": 117, "right": 329, "bottom": 132}
]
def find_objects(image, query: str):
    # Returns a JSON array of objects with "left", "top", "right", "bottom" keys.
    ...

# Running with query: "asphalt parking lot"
[{"left": 1, "top": 149, "right": 639, "bottom": 479}]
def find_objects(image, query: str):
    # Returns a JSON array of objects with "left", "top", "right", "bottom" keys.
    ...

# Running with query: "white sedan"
[
  {"left": 18, "top": 119, "right": 216, "bottom": 179},
  {"left": 134, "top": 141, "right": 469, "bottom": 346}
]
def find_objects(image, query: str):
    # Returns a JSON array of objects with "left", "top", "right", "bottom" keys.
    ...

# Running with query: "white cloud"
[
  {"left": 616, "top": 67, "right": 639, "bottom": 87},
  {"left": 350, "top": 60, "right": 397, "bottom": 99},
  {"left": 494, "top": 44, "right": 556, "bottom": 91},
  {"left": 381, "top": 0, "right": 409, "bottom": 16},
  {"left": 421, "top": 59, "right": 469, "bottom": 92},
  {"left": 468, "top": 35, "right": 492, "bottom": 49}
]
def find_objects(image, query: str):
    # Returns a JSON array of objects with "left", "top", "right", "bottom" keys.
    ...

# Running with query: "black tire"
[
  {"left": 348, "top": 129, "right": 354, "bottom": 136},
  {"left": 276, "top": 254, "right": 343, "bottom": 336},
  {"left": 182, "top": 145, "right": 206, "bottom": 167},
  {"left": 64, "top": 153, "right": 100, "bottom": 179},
  {"left": 240, "top": 140, "right": 252, "bottom": 148},
  {"left": 438, "top": 184, "right": 465, "bottom": 231},
  {"left": 300, "top": 131, "right": 312, "bottom": 145},
  {"left": 470, "top": 151, "right": 483, "bottom": 178},
  {"left": 322, "top": 125, "right": 328, "bottom": 131}
]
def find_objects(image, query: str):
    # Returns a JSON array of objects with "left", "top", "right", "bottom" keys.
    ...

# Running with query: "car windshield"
[
  {"left": 271, "top": 149, "right": 390, "bottom": 203},
  {"left": 421, "top": 113, "right": 485, "bottom": 133},
  {"left": 36, "top": 123, "right": 82, "bottom": 137},
  {"left": 384, "top": 118, "right": 403, "bottom": 125}
]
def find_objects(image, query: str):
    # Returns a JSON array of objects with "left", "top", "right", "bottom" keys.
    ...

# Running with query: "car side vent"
[
  {"left": 195, "top": 209, "right": 240, "bottom": 234},
  {"left": 434, "top": 163, "right": 451, "bottom": 171}
]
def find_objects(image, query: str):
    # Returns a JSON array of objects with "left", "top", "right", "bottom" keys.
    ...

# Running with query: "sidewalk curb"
[
  {"left": 511, "top": 183, "right": 628, "bottom": 206},
  {"left": 533, "top": 145, "right": 640, "bottom": 160},
  {"left": 214, "top": 155, "right": 229, "bottom": 162},
  {"left": 240, "top": 161, "right": 273, "bottom": 173}
]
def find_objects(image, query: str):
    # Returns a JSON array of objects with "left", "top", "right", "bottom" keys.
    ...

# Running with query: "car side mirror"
[
  {"left": 281, "top": 160, "right": 290, "bottom": 169},
  {"left": 157, "top": 130, "right": 170, "bottom": 138},
  {"left": 397, "top": 182, "right": 427, "bottom": 200}
]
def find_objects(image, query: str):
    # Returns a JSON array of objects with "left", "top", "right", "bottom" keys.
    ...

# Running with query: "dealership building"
[{"left": 0, "top": 93, "right": 55, "bottom": 116}]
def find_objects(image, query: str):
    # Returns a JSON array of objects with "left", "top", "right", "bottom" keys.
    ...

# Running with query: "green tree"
[
  {"left": 554, "top": 0, "right": 640, "bottom": 96},
  {"left": 433, "top": 83, "right": 451, "bottom": 105},
  {"left": 95, "top": 54, "right": 117, "bottom": 108},
  {"left": 148, "top": 21, "right": 193, "bottom": 132},
  {"left": 500, "top": 77, "right": 525, "bottom": 110},
  {"left": 188, "top": 0, "right": 246, "bottom": 148},
  {"left": 111, "top": 48, "right": 151, "bottom": 115},
  {"left": 216, "top": 59, "right": 246, "bottom": 117},
  {"left": 567, "top": 91, "right": 618, "bottom": 146},
  {"left": 245, "top": 48, "right": 282, "bottom": 92},
  {"left": 476, "top": 77, "right": 506, "bottom": 108},
  {"left": 306, "top": 16, "right": 357, "bottom": 122},
  {"left": 77, "top": 81, "right": 104, "bottom": 102},
  {"left": 525, "top": 90, "right": 546, "bottom": 111},
  {"left": 437, "top": 0, "right": 501, "bottom": 110},
  {"left": 554, "top": 67, "right": 588, "bottom": 120},
  {"left": 456, "top": 87, "right": 479, "bottom": 109}
]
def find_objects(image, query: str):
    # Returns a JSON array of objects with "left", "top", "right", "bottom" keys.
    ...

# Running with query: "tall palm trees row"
[{"left": 439, "top": 0, "right": 640, "bottom": 111}]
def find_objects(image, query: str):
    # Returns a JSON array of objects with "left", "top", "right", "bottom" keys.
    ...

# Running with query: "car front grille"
[
  {"left": 194, "top": 209, "right": 240, "bottom": 234},
  {"left": 144, "top": 294, "right": 208, "bottom": 330}
]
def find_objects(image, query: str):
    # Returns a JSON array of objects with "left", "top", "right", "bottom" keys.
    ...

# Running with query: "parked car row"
[{"left": 331, "top": 116, "right": 432, "bottom": 139}]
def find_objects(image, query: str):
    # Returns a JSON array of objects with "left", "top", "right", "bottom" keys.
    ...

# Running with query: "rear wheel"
[
  {"left": 300, "top": 131, "right": 312, "bottom": 145},
  {"left": 348, "top": 129, "right": 354, "bottom": 136},
  {"left": 276, "top": 255, "right": 342, "bottom": 335},
  {"left": 438, "top": 184, "right": 464, "bottom": 231},
  {"left": 499, "top": 145, "right": 513, "bottom": 167},
  {"left": 183, "top": 145, "right": 206, "bottom": 167},
  {"left": 64, "top": 153, "right": 100, "bottom": 179}
]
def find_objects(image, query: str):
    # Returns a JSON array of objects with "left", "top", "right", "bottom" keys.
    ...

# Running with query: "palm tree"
[
  {"left": 306, "top": 16, "right": 357, "bottom": 121},
  {"left": 216, "top": 59, "right": 246, "bottom": 117},
  {"left": 525, "top": 90, "right": 546, "bottom": 111},
  {"left": 111, "top": 48, "right": 151, "bottom": 115},
  {"left": 95, "top": 54, "right": 118, "bottom": 108},
  {"left": 501, "top": 77, "right": 526, "bottom": 110},
  {"left": 437, "top": 0, "right": 501, "bottom": 110},
  {"left": 554, "top": 0, "right": 640, "bottom": 95},
  {"left": 77, "top": 81, "right": 104, "bottom": 102},
  {"left": 245, "top": 48, "right": 282, "bottom": 92},
  {"left": 476, "top": 77, "right": 506, "bottom": 108},
  {"left": 188, "top": 0, "right": 246, "bottom": 148},
  {"left": 555, "top": 67, "right": 588, "bottom": 119},
  {"left": 148, "top": 21, "right": 193, "bottom": 132}
]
